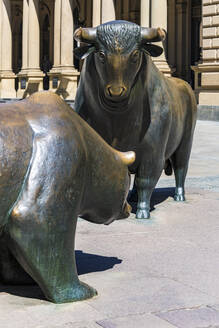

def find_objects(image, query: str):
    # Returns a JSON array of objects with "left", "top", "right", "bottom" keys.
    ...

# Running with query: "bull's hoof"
[
  {"left": 174, "top": 194, "right": 185, "bottom": 202},
  {"left": 48, "top": 281, "right": 97, "bottom": 304},
  {"left": 136, "top": 208, "right": 150, "bottom": 219}
]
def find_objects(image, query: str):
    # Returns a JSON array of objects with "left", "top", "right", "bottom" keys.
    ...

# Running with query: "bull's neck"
[
  {"left": 145, "top": 55, "right": 165, "bottom": 95},
  {"left": 84, "top": 54, "right": 153, "bottom": 149}
]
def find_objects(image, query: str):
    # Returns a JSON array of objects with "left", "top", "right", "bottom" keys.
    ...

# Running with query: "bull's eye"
[
  {"left": 98, "top": 51, "right": 105, "bottom": 63},
  {"left": 131, "top": 50, "right": 140, "bottom": 63}
]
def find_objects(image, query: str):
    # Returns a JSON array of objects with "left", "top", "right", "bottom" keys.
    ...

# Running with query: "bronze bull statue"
[
  {"left": 0, "top": 91, "right": 135, "bottom": 303},
  {"left": 74, "top": 20, "right": 197, "bottom": 219}
]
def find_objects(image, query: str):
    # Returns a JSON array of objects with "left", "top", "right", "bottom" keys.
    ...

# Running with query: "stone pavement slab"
[
  {"left": 0, "top": 295, "right": 104, "bottom": 328},
  {"left": 0, "top": 120, "right": 219, "bottom": 328},
  {"left": 37, "top": 322, "right": 101, "bottom": 328},
  {"left": 97, "top": 313, "right": 176, "bottom": 328},
  {"left": 156, "top": 306, "right": 219, "bottom": 328}
]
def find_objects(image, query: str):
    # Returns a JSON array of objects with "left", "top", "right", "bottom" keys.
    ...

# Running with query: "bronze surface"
[
  {"left": 0, "top": 91, "right": 135, "bottom": 303},
  {"left": 74, "top": 20, "right": 197, "bottom": 219}
]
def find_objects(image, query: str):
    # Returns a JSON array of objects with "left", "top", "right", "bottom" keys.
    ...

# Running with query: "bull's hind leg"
[
  {"left": 8, "top": 202, "right": 97, "bottom": 303},
  {"left": 171, "top": 140, "right": 193, "bottom": 202}
]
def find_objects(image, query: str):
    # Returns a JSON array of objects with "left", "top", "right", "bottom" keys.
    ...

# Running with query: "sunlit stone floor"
[{"left": 1, "top": 120, "right": 219, "bottom": 328}]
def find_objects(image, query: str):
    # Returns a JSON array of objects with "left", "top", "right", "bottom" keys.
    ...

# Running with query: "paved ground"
[{"left": 1, "top": 120, "right": 219, "bottom": 328}]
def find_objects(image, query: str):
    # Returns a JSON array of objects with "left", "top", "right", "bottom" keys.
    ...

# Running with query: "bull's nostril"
[{"left": 108, "top": 86, "right": 125, "bottom": 97}]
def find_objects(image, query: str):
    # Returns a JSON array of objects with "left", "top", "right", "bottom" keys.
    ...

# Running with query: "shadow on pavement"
[
  {"left": 0, "top": 251, "right": 122, "bottom": 300},
  {"left": 76, "top": 250, "right": 122, "bottom": 275},
  {"left": 128, "top": 187, "right": 175, "bottom": 214},
  {"left": 0, "top": 284, "right": 45, "bottom": 300}
]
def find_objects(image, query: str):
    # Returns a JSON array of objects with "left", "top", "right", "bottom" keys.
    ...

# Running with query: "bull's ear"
[
  {"left": 142, "top": 44, "right": 163, "bottom": 57},
  {"left": 74, "top": 45, "right": 96, "bottom": 60},
  {"left": 115, "top": 150, "right": 136, "bottom": 166}
]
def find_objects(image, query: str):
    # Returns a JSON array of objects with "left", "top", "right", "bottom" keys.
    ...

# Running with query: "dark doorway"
[
  {"left": 40, "top": 1, "right": 54, "bottom": 90},
  {"left": 167, "top": 0, "right": 202, "bottom": 87},
  {"left": 12, "top": 4, "right": 23, "bottom": 92},
  {"left": 115, "top": 0, "right": 140, "bottom": 25},
  {"left": 191, "top": 0, "right": 202, "bottom": 88},
  {"left": 73, "top": 0, "right": 92, "bottom": 72},
  {"left": 40, "top": 14, "right": 52, "bottom": 90}
]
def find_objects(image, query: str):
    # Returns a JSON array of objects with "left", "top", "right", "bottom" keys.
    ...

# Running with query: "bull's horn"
[
  {"left": 141, "top": 27, "right": 166, "bottom": 42},
  {"left": 115, "top": 150, "right": 136, "bottom": 166},
  {"left": 74, "top": 27, "right": 97, "bottom": 43}
]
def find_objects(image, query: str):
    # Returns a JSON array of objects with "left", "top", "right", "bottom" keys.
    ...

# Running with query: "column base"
[
  {"left": 48, "top": 66, "right": 80, "bottom": 100},
  {"left": 192, "top": 63, "right": 219, "bottom": 106},
  {"left": 0, "top": 71, "right": 16, "bottom": 98},
  {"left": 153, "top": 59, "right": 172, "bottom": 77},
  {"left": 17, "top": 69, "right": 45, "bottom": 98},
  {"left": 199, "top": 91, "right": 219, "bottom": 106}
]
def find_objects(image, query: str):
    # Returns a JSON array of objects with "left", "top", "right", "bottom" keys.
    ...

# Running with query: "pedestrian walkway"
[{"left": 0, "top": 120, "right": 219, "bottom": 328}]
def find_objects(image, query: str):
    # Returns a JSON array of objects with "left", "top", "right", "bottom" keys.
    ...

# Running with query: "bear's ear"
[
  {"left": 142, "top": 44, "right": 163, "bottom": 57},
  {"left": 74, "top": 45, "right": 96, "bottom": 60}
]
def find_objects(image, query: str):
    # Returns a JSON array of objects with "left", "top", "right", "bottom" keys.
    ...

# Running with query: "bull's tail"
[{"left": 164, "top": 159, "right": 173, "bottom": 176}]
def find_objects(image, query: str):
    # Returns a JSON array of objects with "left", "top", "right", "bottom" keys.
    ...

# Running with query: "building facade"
[
  {"left": 0, "top": 1, "right": 215, "bottom": 109},
  {"left": 193, "top": 0, "right": 219, "bottom": 107}
]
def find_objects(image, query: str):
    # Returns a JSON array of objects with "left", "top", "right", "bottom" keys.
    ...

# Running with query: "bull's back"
[
  {"left": 0, "top": 104, "right": 33, "bottom": 227},
  {"left": 167, "top": 77, "right": 197, "bottom": 119}
]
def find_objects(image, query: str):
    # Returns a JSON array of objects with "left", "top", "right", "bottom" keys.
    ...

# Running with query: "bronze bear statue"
[{"left": 0, "top": 91, "right": 135, "bottom": 303}]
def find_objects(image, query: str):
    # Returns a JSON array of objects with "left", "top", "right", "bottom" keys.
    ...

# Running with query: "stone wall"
[
  {"left": 193, "top": 0, "right": 219, "bottom": 107},
  {"left": 0, "top": 0, "right": 202, "bottom": 101}
]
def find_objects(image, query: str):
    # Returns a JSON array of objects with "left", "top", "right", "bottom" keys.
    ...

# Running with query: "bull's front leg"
[{"left": 135, "top": 158, "right": 164, "bottom": 219}]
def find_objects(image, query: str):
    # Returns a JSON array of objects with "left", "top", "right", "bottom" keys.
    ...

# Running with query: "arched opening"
[
  {"left": 167, "top": 0, "right": 202, "bottom": 86},
  {"left": 42, "top": 15, "right": 50, "bottom": 61},
  {"left": 73, "top": 0, "right": 92, "bottom": 71},
  {"left": 12, "top": 4, "right": 23, "bottom": 91},
  {"left": 40, "top": 14, "right": 51, "bottom": 90},
  {"left": 191, "top": 0, "right": 202, "bottom": 88},
  {"left": 115, "top": 0, "right": 140, "bottom": 25},
  {"left": 40, "top": 1, "right": 54, "bottom": 90}
]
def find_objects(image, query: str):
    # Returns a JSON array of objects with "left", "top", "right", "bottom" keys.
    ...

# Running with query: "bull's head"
[{"left": 74, "top": 20, "right": 165, "bottom": 110}]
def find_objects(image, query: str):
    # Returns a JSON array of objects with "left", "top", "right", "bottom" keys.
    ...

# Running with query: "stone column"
[
  {"left": 53, "top": 0, "right": 61, "bottom": 68},
  {"left": 93, "top": 0, "right": 101, "bottom": 26},
  {"left": 150, "top": 0, "right": 172, "bottom": 76},
  {"left": 141, "top": 0, "right": 150, "bottom": 27},
  {"left": 93, "top": 0, "right": 115, "bottom": 26},
  {"left": 175, "top": 1, "right": 188, "bottom": 80},
  {"left": 20, "top": 0, "right": 28, "bottom": 72},
  {"left": 0, "top": 0, "right": 16, "bottom": 98},
  {"left": 101, "top": 0, "right": 115, "bottom": 24},
  {"left": 17, "top": 0, "right": 28, "bottom": 98},
  {"left": 49, "top": 0, "right": 79, "bottom": 100},
  {"left": 28, "top": 0, "right": 41, "bottom": 70},
  {"left": 193, "top": 0, "right": 219, "bottom": 107},
  {"left": 0, "top": 1, "right": 1, "bottom": 74},
  {"left": 60, "top": 0, "right": 74, "bottom": 68},
  {"left": 17, "top": 0, "right": 44, "bottom": 98}
]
